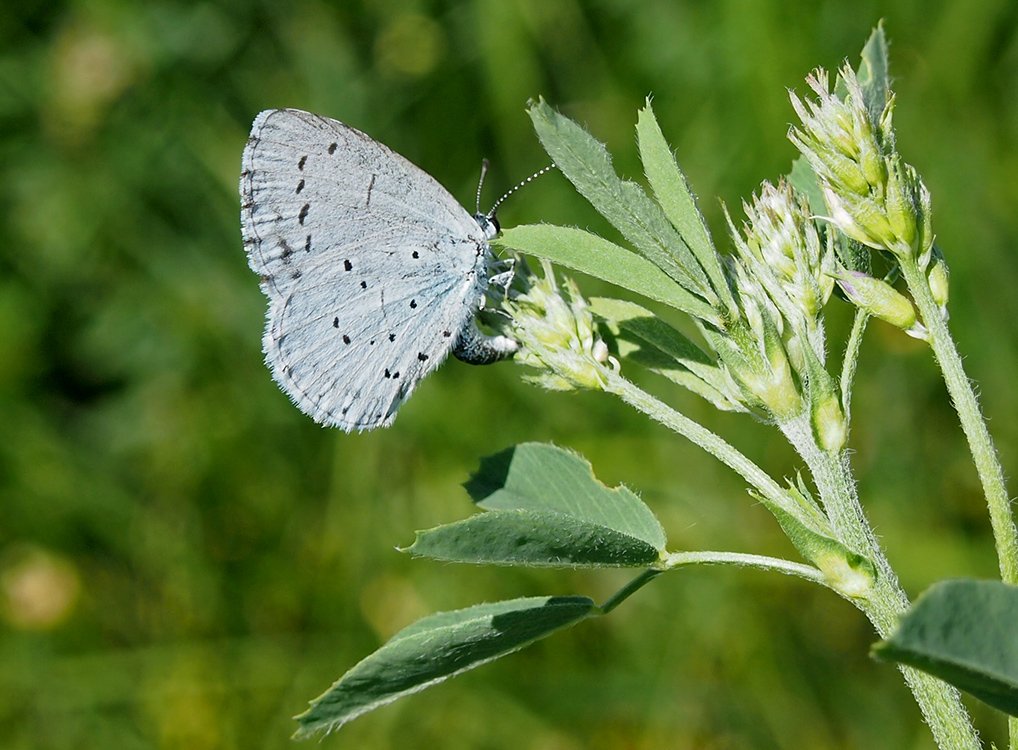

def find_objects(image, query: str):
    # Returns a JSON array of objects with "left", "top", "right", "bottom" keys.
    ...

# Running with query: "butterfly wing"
[{"left": 241, "top": 109, "right": 488, "bottom": 430}]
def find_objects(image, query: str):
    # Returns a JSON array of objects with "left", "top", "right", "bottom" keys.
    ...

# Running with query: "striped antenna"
[
  {"left": 475, "top": 159, "right": 491, "bottom": 215},
  {"left": 484, "top": 163, "right": 557, "bottom": 218}
]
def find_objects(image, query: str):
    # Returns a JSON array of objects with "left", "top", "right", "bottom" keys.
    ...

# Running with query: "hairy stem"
[
  {"left": 780, "top": 414, "right": 980, "bottom": 750},
  {"left": 899, "top": 255, "right": 1018, "bottom": 585},
  {"left": 660, "top": 550, "right": 826, "bottom": 585},
  {"left": 840, "top": 308, "right": 870, "bottom": 423},
  {"left": 604, "top": 372, "right": 805, "bottom": 521},
  {"left": 607, "top": 372, "right": 979, "bottom": 747}
]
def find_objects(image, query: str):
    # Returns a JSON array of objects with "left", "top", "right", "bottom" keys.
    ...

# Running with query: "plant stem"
[
  {"left": 660, "top": 550, "right": 826, "bottom": 585},
  {"left": 608, "top": 372, "right": 980, "bottom": 747},
  {"left": 898, "top": 255, "right": 1018, "bottom": 585},
  {"left": 600, "top": 553, "right": 826, "bottom": 615},
  {"left": 600, "top": 569, "right": 661, "bottom": 614},
  {"left": 781, "top": 415, "right": 981, "bottom": 750},
  {"left": 839, "top": 307, "right": 870, "bottom": 423},
  {"left": 604, "top": 372, "right": 804, "bottom": 522}
]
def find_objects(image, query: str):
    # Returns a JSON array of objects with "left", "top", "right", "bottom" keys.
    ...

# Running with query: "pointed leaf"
[
  {"left": 497, "top": 224, "right": 720, "bottom": 325},
  {"left": 873, "top": 579, "right": 1018, "bottom": 716},
  {"left": 788, "top": 156, "right": 826, "bottom": 218},
  {"left": 527, "top": 99, "right": 716, "bottom": 303},
  {"left": 464, "top": 442, "right": 666, "bottom": 551},
  {"left": 857, "top": 21, "right": 890, "bottom": 124},
  {"left": 408, "top": 508, "right": 662, "bottom": 567},
  {"left": 590, "top": 296, "right": 744, "bottom": 411},
  {"left": 636, "top": 101, "right": 735, "bottom": 314},
  {"left": 294, "top": 596, "right": 596, "bottom": 738}
]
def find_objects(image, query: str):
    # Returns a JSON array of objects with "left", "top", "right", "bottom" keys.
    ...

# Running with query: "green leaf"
[
  {"left": 464, "top": 442, "right": 666, "bottom": 551},
  {"left": 294, "top": 596, "right": 597, "bottom": 738},
  {"left": 527, "top": 99, "right": 716, "bottom": 304},
  {"left": 636, "top": 100, "right": 736, "bottom": 315},
  {"left": 788, "top": 156, "right": 826, "bottom": 218},
  {"left": 857, "top": 21, "right": 890, "bottom": 124},
  {"left": 873, "top": 579, "right": 1018, "bottom": 716},
  {"left": 408, "top": 508, "right": 661, "bottom": 567},
  {"left": 497, "top": 224, "right": 720, "bottom": 325},
  {"left": 589, "top": 297, "right": 744, "bottom": 411}
]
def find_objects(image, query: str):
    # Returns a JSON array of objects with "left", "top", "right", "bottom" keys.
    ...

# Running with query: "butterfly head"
[
  {"left": 473, "top": 212, "right": 501, "bottom": 240},
  {"left": 474, "top": 159, "right": 555, "bottom": 241}
]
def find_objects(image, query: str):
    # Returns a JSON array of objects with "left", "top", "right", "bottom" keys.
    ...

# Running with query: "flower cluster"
[
  {"left": 727, "top": 180, "right": 834, "bottom": 368},
  {"left": 789, "top": 65, "right": 933, "bottom": 264},
  {"left": 722, "top": 182, "right": 845, "bottom": 448},
  {"left": 505, "top": 260, "right": 614, "bottom": 392}
]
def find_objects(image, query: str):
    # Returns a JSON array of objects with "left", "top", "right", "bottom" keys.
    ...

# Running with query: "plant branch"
[
  {"left": 604, "top": 372, "right": 808, "bottom": 523},
  {"left": 600, "top": 569, "right": 661, "bottom": 614},
  {"left": 839, "top": 307, "right": 870, "bottom": 424},
  {"left": 899, "top": 255, "right": 1018, "bottom": 585},
  {"left": 779, "top": 414, "right": 980, "bottom": 750},
  {"left": 660, "top": 550, "right": 826, "bottom": 585}
]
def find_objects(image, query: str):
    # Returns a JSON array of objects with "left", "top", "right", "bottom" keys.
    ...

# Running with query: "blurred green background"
[{"left": 2, "top": 1, "right": 1017, "bottom": 748}]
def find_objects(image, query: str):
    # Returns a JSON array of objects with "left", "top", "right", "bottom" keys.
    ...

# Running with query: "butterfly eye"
[{"left": 473, "top": 213, "right": 500, "bottom": 240}]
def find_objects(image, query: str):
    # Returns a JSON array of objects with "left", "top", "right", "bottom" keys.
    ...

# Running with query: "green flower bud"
[
  {"left": 826, "top": 150, "right": 871, "bottom": 195},
  {"left": 916, "top": 179, "right": 935, "bottom": 258},
  {"left": 832, "top": 269, "right": 926, "bottom": 339},
  {"left": 761, "top": 327, "right": 802, "bottom": 418},
  {"left": 928, "top": 248, "right": 950, "bottom": 309},
  {"left": 813, "top": 391, "right": 847, "bottom": 453},
  {"left": 883, "top": 155, "right": 916, "bottom": 252},
  {"left": 823, "top": 188, "right": 895, "bottom": 251},
  {"left": 797, "top": 343, "right": 846, "bottom": 452},
  {"left": 857, "top": 133, "right": 887, "bottom": 188}
]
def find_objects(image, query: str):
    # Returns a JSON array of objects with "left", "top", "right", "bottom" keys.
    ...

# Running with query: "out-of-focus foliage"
[{"left": 1, "top": 1, "right": 1016, "bottom": 748}]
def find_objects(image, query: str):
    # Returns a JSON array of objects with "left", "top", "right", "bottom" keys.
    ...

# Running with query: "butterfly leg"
[{"left": 452, "top": 318, "right": 518, "bottom": 365}]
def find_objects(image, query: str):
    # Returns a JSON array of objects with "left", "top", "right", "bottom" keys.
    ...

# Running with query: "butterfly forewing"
[{"left": 241, "top": 109, "right": 489, "bottom": 430}]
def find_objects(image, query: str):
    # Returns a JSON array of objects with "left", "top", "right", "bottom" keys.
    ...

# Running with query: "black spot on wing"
[
  {"left": 297, "top": 155, "right": 307, "bottom": 170},
  {"left": 344, "top": 259, "right": 353, "bottom": 271},
  {"left": 296, "top": 178, "right": 305, "bottom": 194},
  {"left": 328, "top": 142, "right": 338, "bottom": 154},
  {"left": 298, "top": 203, "right": 310, "bottom": 225}
]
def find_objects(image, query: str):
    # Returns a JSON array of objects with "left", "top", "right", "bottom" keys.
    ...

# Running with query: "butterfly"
[{"left": 240, "top": 109, "right": 518, "bottom": 431}]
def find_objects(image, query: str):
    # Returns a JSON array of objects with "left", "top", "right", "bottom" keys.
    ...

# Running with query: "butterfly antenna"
[
  {"left": 486, "top": 164, "right": 557, "bottom": 218},
  {"left": 475, "top": 158, "right": 491, "bottom": 215}
]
